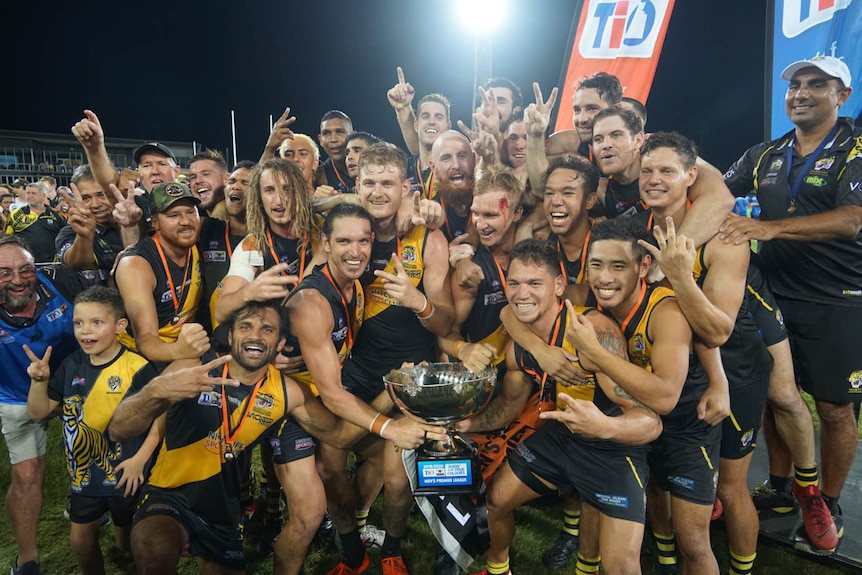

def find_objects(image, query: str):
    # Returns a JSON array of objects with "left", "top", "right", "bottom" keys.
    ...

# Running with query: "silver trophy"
[{"left": 384, "top": 362, "right": 497, "bottom": 495}]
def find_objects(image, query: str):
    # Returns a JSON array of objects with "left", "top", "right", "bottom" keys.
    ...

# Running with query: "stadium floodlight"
[{"left": 457, "top": 0, "right": 506, "bottom": 32}]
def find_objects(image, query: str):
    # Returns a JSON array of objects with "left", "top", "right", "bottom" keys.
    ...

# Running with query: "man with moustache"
[
  {"left": 55, "top": 165, "right": 129, "bottom": 287},
  {"left": 0, "top": 235, "right": 81, "bottom": 575},
  {"left": 215, "top": 159, "right": 319, "bottom": 331},
  {"left": 110, "top": 301, "right": 347, "bottom": 575},
  {"left": 430, "top": 131, "right": 476, "bottom": 242},
  {"left": 317, "top": 110, "right": 354, "bottom": 194},
  {"left": 114, "top": 182, "right": 208, "bottom": 365}
]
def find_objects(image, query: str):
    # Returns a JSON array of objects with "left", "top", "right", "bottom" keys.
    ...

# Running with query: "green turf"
[{"left": 0, "top": 418, "right": 857, "bottom": 574}]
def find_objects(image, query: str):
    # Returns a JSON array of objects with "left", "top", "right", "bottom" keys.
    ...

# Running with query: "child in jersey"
[{"left": 25, "top": 286, "right": 160, "bottom": 575}]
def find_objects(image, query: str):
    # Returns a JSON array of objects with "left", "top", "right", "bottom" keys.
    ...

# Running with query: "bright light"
[{"left": 457, "top": 0, "right": 506, "bottom": 32}]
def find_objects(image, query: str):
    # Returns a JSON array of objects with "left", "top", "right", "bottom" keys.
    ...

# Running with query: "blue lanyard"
[{"left": 786, "top": 123, "right": 840, "bottom": 204}]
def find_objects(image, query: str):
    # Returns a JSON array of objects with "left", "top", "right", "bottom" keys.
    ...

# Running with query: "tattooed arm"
[{"left": 543, "top": 309, "right": 662, "bottom": 444}]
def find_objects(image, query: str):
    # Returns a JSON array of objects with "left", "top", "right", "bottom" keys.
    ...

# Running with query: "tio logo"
[
  {"left": 578, "top": 0, "right": 671, "bottom": 58},
  {"left": 783, "top": 0, "right": 852, "bottom": 38}
]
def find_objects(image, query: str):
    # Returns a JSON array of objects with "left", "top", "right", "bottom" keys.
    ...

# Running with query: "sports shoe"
[
  {"left": 542, "top": 531, "right": 579, "bottom": 569},
  {"left": 750, "top": 480, "right": 796, "bottom": 513},
  {"left": 792, "top": 483, "right": 839, "bottom": 552},
  {"left": 259, "top": 512, "right": 284, "bottom": 553},
  {"left": 832, "top": 504, "right": 845, "bottom": 539},
  {"left": 381, "top": 555, "right": 410, "bottom": 575},
  {"left": 359, "top": 524, "right": 386, "bottom": 549},
  {"left": 326, "top": 552, "right": 370, "bottom": 575},
  {"left": 710, "top": 498, "right": 724, "bottom": 521},
  {"left": 318, "top": 510, "right": 335, "bottom": 538},
  {"left": 433, "top": 548, "right": 461, "bottom": 575},
  {"left": 10, "top": 556, "right": 40, "bottom": 575},
  {"left": 469, "top": 568, "right": 511, "bottom": 575}
]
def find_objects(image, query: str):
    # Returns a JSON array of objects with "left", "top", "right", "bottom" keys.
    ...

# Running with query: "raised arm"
[
  {"left": 71, "top": 110, "right": 118, "bottom": 193},
  {"left": 56, "top": 185, "right": 98, "bottom": 270},
  {"left": 641, "top": 218, "right": 748, "bottom": 347},
  {"left": 525, "top": 83, "right": 558, "bottom": 199},
  {"left": 386, "top": 67, "right": 419, "bottom": 156},
  {"left": 260, "top": 107, "right": 297, "bottom": 162},
  {"left": 24, "top": 345, "right": 59, "bottom": 420}
]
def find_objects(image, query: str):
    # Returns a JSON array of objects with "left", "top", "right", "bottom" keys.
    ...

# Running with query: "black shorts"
[
  {"left": 721, "top": 375, "right": 770, "bottom": 460},
  {"left": 508, "top": 420, "right": 649, "bottom": 523},
  {"left": 341, "top": 357, "right": 390, "bottom": 405},
  {"left": 778, "top": 298, "right": 862, "bottom": 403},
  {"left": 134, "top": 486, "right": 246, "bottom": 571},
  {"left": 69, "top": 491, "right": 137, "bottom": 526},
  {"left": 747, "top": 260, "right": 787, "bottom": 347},
  {"left": 649, "top": 434, "right": 720, "bottom": 506},
  {"left": 269, "top": 417, "right": 316, "bottom": 465}
]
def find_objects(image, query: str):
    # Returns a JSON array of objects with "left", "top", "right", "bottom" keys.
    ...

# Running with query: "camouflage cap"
[{"left": 149, "top": 181, "right": 200, "bottom": 214}]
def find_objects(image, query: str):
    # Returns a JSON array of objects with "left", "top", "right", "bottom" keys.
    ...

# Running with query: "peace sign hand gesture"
[{"left": 23, "top": 345, "right": 53, "bottom": 383}]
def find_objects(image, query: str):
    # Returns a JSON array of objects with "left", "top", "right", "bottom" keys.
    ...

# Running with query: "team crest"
[
  {"left": 768, "top": 158, "right": 784, "bottom": 173},
  {"left": 107, "top": 376, "right": 121, "bottom": 392},
  {"left": 255, "top": 393, "right": 274, "bottom": 410},
  {"left": 631, "top": 334, "right": 646, "bottom": 353},
  {"left": 401, "top": 245, "right": 417, "bottom": 263},
  {"left": 848, "top": 370, "right": 862, "bottom": 390},
  {"left": 740, "top": 429, "right": 754, "bottom": 448},
  {"left": 814, "top": 157, "right": 835, "bottom": 171}
]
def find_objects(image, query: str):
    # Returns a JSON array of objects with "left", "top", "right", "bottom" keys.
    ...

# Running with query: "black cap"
[{"left": 133, "top": 142, "right": 177, "bottom": 165}]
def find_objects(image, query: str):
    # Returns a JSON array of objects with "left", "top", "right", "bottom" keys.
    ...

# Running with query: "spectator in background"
[{"left": 5, "top": 181, "right": 64, "bottom": 263}]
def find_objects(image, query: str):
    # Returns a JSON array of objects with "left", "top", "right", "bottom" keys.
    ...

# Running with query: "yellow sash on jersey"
[{"left": 364, "top": 225, "right": 427, "bottom": 322}]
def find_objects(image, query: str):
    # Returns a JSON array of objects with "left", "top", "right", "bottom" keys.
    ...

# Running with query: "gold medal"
[
  {"left": 223, "top": 443, "right": 234, "bottom": 461},
  {"left": 171, "top": 315, "right": 181, "bottom": 326},
  {"left": 787, "top": 200, "right": 796, "bottom": 213}
]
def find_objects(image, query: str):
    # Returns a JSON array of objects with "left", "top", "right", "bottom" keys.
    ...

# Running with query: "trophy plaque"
[{"left": 384, "top": 363, "right": 497, "bottom": 496}]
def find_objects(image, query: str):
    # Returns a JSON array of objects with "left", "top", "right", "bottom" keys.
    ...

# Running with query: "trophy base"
[{"left": 413, "top": 436, "right": 482, "bottom": 496}]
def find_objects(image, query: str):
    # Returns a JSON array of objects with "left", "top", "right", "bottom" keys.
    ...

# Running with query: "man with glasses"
[{"left": 0, "top": 236, "right": 81, "bottom": 575}]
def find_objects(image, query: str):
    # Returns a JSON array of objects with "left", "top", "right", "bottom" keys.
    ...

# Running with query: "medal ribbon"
[
  {"left": 786, "top": 123, "right": 840, "bottom": 208},
  {"left": 153, "top": 235, "right": 192, "bottom": 322},
  {"left": 265, "top": 228, "right": 307, "bottom": 282},
  {"left": 220, "top": 364, "right": 267, "bottom": 459},
  {"left": 321, "top": 263, "right": 355, "bottom": 353}
]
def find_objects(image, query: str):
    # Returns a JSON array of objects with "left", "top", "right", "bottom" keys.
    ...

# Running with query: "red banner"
[{"left": 554, "top": 0, "right": 676, "bottom": 132}]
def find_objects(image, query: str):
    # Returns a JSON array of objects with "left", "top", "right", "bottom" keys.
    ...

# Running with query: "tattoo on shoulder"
[{"left": 596, "top": 328, "right": 627, "bottom": 360}]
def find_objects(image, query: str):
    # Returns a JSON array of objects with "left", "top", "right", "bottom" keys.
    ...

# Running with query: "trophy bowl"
[
  {"left": 383, "top": 362, "right": 497, "bottom": 425},
  {"left": 384, "top": 362, "right": 498, "bottom": 496}
]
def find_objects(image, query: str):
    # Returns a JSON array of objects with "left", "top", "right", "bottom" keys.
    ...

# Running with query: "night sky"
[{"left": 6, "top": 0, "right": 766, "bottom": 171}]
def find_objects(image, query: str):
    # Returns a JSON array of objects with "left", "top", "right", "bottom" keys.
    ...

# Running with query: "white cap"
[{"left": 781, "top": 55, "right": 852, "bottom": 86}]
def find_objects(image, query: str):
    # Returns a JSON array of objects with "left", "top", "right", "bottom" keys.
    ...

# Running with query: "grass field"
[{"left": 1, "top": 417, "right": 859, "bottom": 575}]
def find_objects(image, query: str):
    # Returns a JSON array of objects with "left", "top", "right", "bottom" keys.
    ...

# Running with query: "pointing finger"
[{"left": 396, "top": 66, "right": 406, "bottom": 85}]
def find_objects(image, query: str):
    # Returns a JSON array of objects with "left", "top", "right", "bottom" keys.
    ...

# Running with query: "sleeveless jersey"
[
  {"left": 116, "top": 235, "right": 203, "bottom": 348},
  {"left": 548, "top": 232, "right": 589, "bottom": 285},
  {"left": 141, "top": 362, "right": 294, "bottom": 526},
  {"left": 461, "top": 245, "right": 508, "bottom": 364},
  {"left": 352, "top": 225, "right": 436, "bottom": 367},
  {"left": 197, "top": 217, "right": 244, "bottom": 331},
  {"left": 285, "top": 263, "right": 365, "bottom": 396}
]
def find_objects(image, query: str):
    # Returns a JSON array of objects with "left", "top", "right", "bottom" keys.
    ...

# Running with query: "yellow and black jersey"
[
  {"left": 461, "top": 245, "right": 508, "bottom": 366},
  {"left": 46, "top": 347, "right": 157, "bottom": 496},
  {"left": 514, "top": 302, "right": 598, "bottom": 409},
  {"left": 116, "top": 235, "right": 202, "bottom": 348},
  {"left": 548, "top": 232, "right": 590, "bottom": 285},
  {"left": 286, "top": 263, "right": 364, "bottom": 396},
  {"left": 139, "top": 362, "right": 297, "bottom": 527},
  {"left": 351, "top": 225, "right": 437, "bottom": 368},
  {"left": 5, "top": 205, "right": 64, "bottom": 263},
  {"left": 197, "top": 217, "right": 244, "bottom": 333}
]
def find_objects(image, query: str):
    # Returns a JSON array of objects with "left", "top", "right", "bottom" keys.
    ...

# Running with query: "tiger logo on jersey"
[{"left": 62, "top": 395, "right": 120, "bottom": 490}]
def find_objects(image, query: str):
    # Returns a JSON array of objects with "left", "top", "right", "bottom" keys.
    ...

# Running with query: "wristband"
[
  {"left": 369, "top": 412, "right": 383, "bottom": 434},
  {"left": 415, "top": 295, "right": 431, "bottom": 318},
  {"left": 452, "top": 341, "right": 467, "bottom": 360},
  {"left": 379, "top": 418, "right": 393, "bottom": 438}
]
